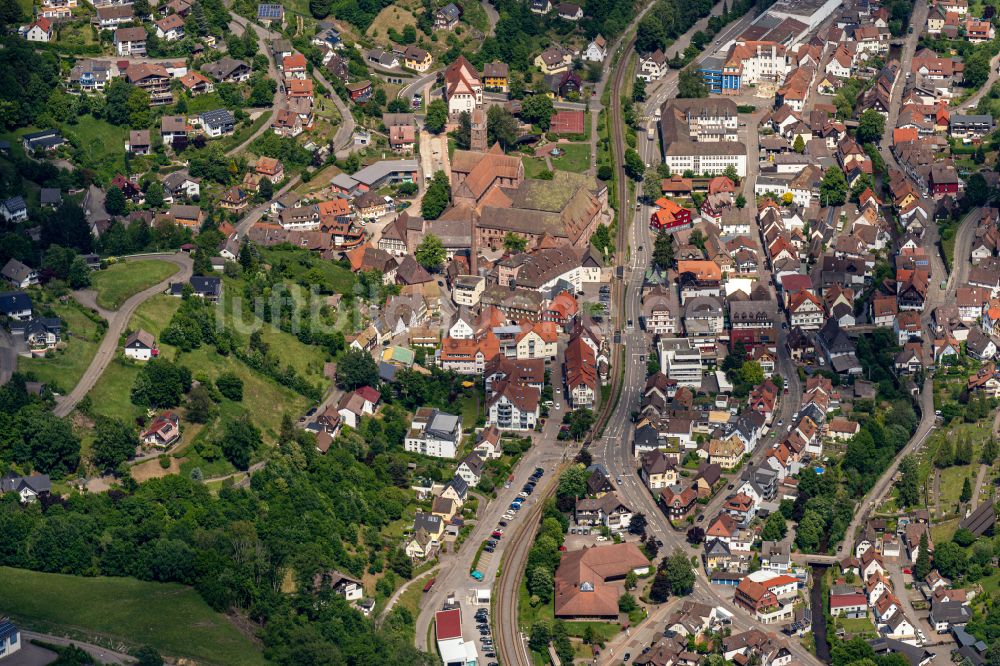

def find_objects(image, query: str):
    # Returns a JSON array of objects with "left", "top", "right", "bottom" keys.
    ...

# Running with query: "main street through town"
[{"left": 586, "top": 56, "right": 818, "bottom": 665}]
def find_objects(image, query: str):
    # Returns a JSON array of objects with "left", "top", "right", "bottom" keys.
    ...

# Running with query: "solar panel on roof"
[{"left": 258, "top": 3, "right": 283, "bottom": 17}]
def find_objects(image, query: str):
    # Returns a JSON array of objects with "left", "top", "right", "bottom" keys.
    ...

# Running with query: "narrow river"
[{"left": 809, "top": 565, "right": 831, "bottom": 663}]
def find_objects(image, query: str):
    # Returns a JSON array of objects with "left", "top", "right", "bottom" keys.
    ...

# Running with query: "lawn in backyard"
[
  {"left": 18, "top": 301, "right": 102, "bottom": 393},
  {"left": 458, "top": 392, "right": 482, "bottom": 431},
  {"left": 59, "top": 115, "right": 128, "bottom": 181},
  {"left": 86, "top": 359, "right": 142, "bottom": 423},
  {"left": 551, "top": 143, "right": 591, "bottom": 173},
  {"left": 90, "top": 260, "right": 179, "bottom": 310},
  {"left": 217, "top": 110, "right": 273, "bottom": 153},
  {"left": 523, "top": 157, "right": 551, "bottom": 179},
  {"left": 931, "top": 518, "right": 960, "bottom": 545},
  {"left": 56, "top": 21, "right": 99, "bottom": 47},
  {"left": 837, "top": 617, "right": 877, "bottom": 635},
  {"left": 0, "top": 566, "right": 266, "bottom": 666},
  {"left": 184, "top": 92, "right": 230, "bottom": 114}
]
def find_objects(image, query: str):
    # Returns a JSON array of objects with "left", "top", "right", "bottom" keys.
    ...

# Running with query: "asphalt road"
[
  {"left": 945, "top": 206, "right": 984, "bottom": 291},
  {"left": 587, "top": 86, "right": 818, "bottom": 665},
  {"left": 53, "top": 253, "right": 193, "bottom": 418},
  {"left": 226, "top": 15, "right": 286, "bottom": 158},
  {"left": 17, "top": 630, "right": 132, "bottom": 666},
  {"left": 413, "top": 400, "right": 573, "bottom": 652},
  {"left": 229, "top": 12, "right": 356, "bottom": 157},
  {"left": 838, "top": 377, "right": 936, "bottom": 548}
]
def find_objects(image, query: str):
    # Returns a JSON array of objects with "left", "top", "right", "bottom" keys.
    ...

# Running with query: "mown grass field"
[
  {"left": 18, "top": 301, "right": 102, "bottom": 393},
  {"left": 523, "top": 157, "right": 550, "bottom": 179},
  {"left": 551, "top": 143, "right": 591, "bottom": 174},
  {"left": 0, "top": 566, "right": 267, "bottom": 666},
  {"left": 837, "top": 617, "right": 877, "bottom": 635},
  {"left": 91, "top": 260, "right": 179, "bottom": 310},
  {"left": 128, "top": 294, "right": 182, "bottom": 341}
]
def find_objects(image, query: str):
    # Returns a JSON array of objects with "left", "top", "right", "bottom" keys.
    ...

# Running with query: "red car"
[{"left": 491, "top": 531, "right": 503, "bottom": 539}]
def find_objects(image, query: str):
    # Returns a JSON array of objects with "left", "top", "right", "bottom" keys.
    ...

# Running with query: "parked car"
[{"left": 471, "top": 570, "right": 484, "bottom": 580}]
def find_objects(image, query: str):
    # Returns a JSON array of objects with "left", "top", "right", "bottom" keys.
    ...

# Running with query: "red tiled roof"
[{"left": 435, "top": 608, "right": 462, "bottom": 640}]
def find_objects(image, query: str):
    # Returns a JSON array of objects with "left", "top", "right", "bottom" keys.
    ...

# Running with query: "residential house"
[
  {"left": 124, "top": 329, "right": 157, "bottom": 360},
  {"left": 203, "top": 57, "right": 251, "bottom": 83},
  {"left": 199, "top": 109, "right": 235, "bottom": 137},
  {"left": 114, "top": 27, "right": 147, "bottom": 56},
  {"left": 2, "top": 259, "right": 38, "bottom": 289},
  {"left": 0, "top": 474, "right": 51, "bottom": 503},
  {"left": 141, "top": 412, "right": 181, "bottom": 448},
  {"left": 22, "top": 17, "right": 54, "bottom": 41},
  {"left": 404, "top": 408, "right": 462, "bottom": 458},
  {"left": 337, "top": 386, "right": 381, "bottom": 428},
  {"left": 0, "top": 197, "right": 28, "bottom": 224},
  {"left": 434, "top": 2, "right": 461, "bottom": 29}
]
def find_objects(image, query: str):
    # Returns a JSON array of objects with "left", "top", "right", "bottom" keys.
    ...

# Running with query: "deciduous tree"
[
  {"left": 219, "top": 417, "right": 261, "bottom": 470},
  {"left": 336, "top": 348, "right": 379, "bottom": 391},
  {"left": 521, "top": 94, "right": 555, "bottom": 130},
  {"left": 856, "top": 109, "right": 885, "bottom": 144},
  {"left": 425, "top": 99, "right": 448, "bottom": 134},
  {"left": 92, "top": 416, "right": 138, "bottom": 471},
  {"left": 415, "top": 233, "right": 446, "bottom": 271},
  {"left": 420, "top": 171, "right": 450, "bottom": 220}
]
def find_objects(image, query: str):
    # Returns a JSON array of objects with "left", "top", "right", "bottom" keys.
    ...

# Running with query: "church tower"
[{"left": 470, "top": 108, "right": 487, "bottom": 152}]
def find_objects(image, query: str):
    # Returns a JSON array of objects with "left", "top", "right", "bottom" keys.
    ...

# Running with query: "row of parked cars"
[
  {"left": 475, "top": 608, "right": 498, "bottom": 665},
  {"left": 473, "top": 468, "right": 546, "bottom": 577}
]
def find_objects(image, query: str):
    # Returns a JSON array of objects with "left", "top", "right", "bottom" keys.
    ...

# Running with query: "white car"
[
  {"left": 502, "top": 513, "right": 515, "bottom": 521},
  {"left": 595, "top": 535, "right": 608, "bottom": 542}
]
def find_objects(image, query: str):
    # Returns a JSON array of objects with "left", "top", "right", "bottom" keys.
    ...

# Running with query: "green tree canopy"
[
  {"left": 653, "top": 229, "right": 673, "bottom": 269},
  {"left": 677, "top": 68, "right": 708, "bottom": 98},
  {"left": 420, "top": 171, "right": 450, "bottom": 220},
  {"left": 92, "top": 416, "right": 139, "bottom": 471},
  {"left": 425, "top": 99, "right": 448, "bottom": 134},
  {"left": 820, "top": 166, "right": 848, "bottom": 206},
  {"left": 521, "top": 94, "right": 555, "bottom": 130},
  {"left": 856, "top": 109, "right": 885, "bottom": 144},
  {"left": 336, "top": 348, "right": 379, "bottom": 390},
  {"left": 503, "top": 232, "right": 527, "bottom": 254},
  {"left": 219, "top": 417, "right": 261, "bottom": 470},
  {"left": 415, "top": 233, "right": 446, "bottom": 271}
]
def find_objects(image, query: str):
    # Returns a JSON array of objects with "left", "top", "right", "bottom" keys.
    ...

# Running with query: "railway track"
[{"left": 493, "top": 39, "right": 636, "bottom": 666}]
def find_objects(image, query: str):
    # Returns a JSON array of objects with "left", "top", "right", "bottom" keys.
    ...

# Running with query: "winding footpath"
[{"left": 53, "top": 253, "right": 193, "bottom": 418}]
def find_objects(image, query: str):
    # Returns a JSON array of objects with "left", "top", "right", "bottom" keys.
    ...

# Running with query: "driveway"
[
  {"left": 17, "top": 630, "right": 132, "bottom": 665},
  {"left": 53, "top": 253, "right": 194, "bottom": 418}
]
